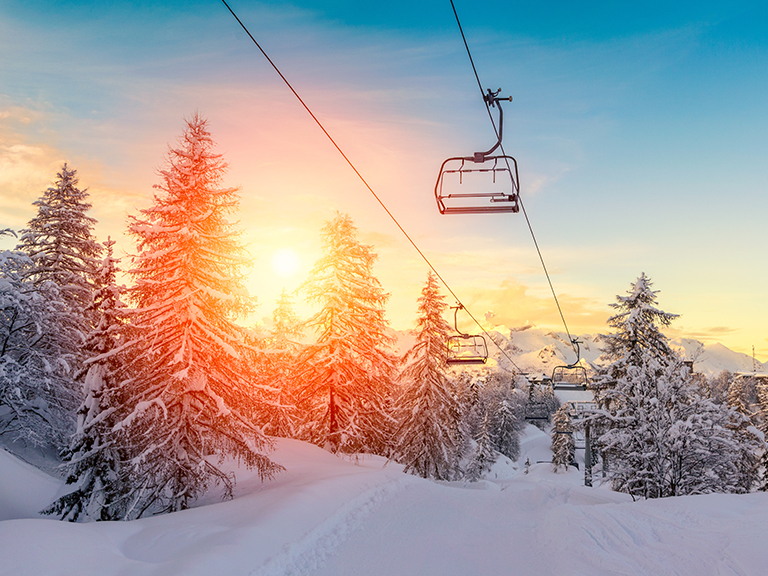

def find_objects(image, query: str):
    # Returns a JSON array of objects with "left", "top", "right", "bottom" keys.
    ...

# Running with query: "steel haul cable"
[
  {"left": 449, "top": 0, "right": 579, "bottom": 358},
  {"left": 221, "top": 0, "right": 524, "bottom": 373}
]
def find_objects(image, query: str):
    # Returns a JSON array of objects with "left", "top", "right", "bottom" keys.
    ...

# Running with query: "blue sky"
[{"left": 1, "top": 0, "right": 767, "bottom": 359}]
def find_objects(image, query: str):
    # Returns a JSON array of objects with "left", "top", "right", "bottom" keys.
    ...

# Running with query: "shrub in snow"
[
  {"left": 593, "top": 358, "right": 748, "bottom": 498},
  {"left": 0, "top": 241, "right": 80, "bottom": 450},
  {"left": 295, "top": 213, "right": 396, "bottom": 455},
  {"left": 392, "top": 272, "right": 462, "bottom": 480},
  {"left": 111, "top": 114, "right": 281, "bottom": 518},
  {"left": 466, "top": 411, "right": 497, "bottom": 482}
]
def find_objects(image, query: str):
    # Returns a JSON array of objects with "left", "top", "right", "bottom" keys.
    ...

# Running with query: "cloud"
[
  {"left": 667, "top": 325, "right": 741, "bottom": 342},
  {"left": 0, "top": 107, "right": 66, "bottom": 231},
  {"left": 460, "top": 278, "right": 609, "bottom": 335}
]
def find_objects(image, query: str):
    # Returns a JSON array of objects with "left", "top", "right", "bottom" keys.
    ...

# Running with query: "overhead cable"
[
  {"left": 448, "top": 0, "right": 579, "bottom": 358},
  {"left": 221, "top": 0, "right": 524, "bottom": 373}
]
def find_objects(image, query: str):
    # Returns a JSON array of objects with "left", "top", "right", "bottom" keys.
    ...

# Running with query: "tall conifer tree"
[
  {"left": 17, "top": 163, "right": 101, "bottom": 314},
  {"left": 44, "top": 238, "right": 129, "bottom": 521},
  {"left": 393, "top": 272, "right": 462, "bottom": 480},
  {"left": 598, "top": 273, "right": 679, "bottom": 384},
  {"left": 0, "top": 238, "right": 77, "bottom": 448},
  {"left": 0, "top": 164, "right": 100, "bottom": 451},
  {"left": 117, "top": 114, "right": 280, "bottom": 518},
  {"left": 296, "top": 213, "right": 396, "bottom": 454}
]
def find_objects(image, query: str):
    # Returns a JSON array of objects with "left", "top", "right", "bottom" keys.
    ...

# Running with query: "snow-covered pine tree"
[
  {"left": 1, "top": 167, "right": 102, "bottom": 451},
  {"left": 117, "top": 114, "right": 281, "bottom": 518},
  {"left": 392, "top": 272, "right": 462, "bottom": 480},
  {"left": 296, "top": 213, "right": 396, "bottom": 454},
  {"left": 16, "top": 163, "right": 102, "bottom": 319},
  {"left": 272, "top": 288, "right": 303, "bottom": 347},
  {"left": 44, "top": 238, "right": 130, "bottom": 521},
  {"left": 0, "top": 236, "right": 81, "bottom": 450},
  {"left": 550, "top": 405, "right": 575, "bottom": 472},
  {"left": 708, "top": 370, "right": 733, "bottom": 405},
  {"left": 491, "top": 396, "right": 525, "bottom": 461},
  {"left": 598, "top": 273, "right": 679, "bottom": 386},
  {"left": 466, "top": 411, "right": 497, "bottom": 482},
  {"left": 260, "top": 289, "right": 304, "bottom": 438},
  {"left": 453, "top": 371, "right": 526, "bottom": 463},
  {"left": 595, "top": 358, "right": 745, "bottom": 498},
  {"left": 727, "top": 376, "right": 752, "bottom": 421}
]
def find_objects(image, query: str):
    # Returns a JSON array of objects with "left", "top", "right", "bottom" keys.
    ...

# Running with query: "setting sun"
[{"left": 271, "top": 247, "right": 301, "bottom": 278}]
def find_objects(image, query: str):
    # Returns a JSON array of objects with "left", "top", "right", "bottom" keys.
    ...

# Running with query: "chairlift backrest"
[
  {"left": 435, "top": 155, "right": 520, "bottom": 215},
  {"left": 445, "top": 304, "right": 488, "bottom": 365},
  {"left": 446, "top": 334, "right": 488, "bottom": 365},
  {"left": 551, "top": 365, "right": 588, "bottom": 391}
]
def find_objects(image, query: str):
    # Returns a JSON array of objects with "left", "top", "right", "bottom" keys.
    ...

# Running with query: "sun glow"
[{"left": 271, "top": 248, "right": 301, "bottom": 278}]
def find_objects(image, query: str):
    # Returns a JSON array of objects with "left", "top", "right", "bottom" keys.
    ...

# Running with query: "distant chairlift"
[
  {"left": 525, "top": 375, "right": 553, "bottom": 421},
  {"left": 551, "top": 339, "right": 589, "bottom": 391},
  {"left": 435, "top": 89, "right": 520, "bottom": 215},
  {"left": 446, "top": 304, "right": 488, "bottom": 365}
]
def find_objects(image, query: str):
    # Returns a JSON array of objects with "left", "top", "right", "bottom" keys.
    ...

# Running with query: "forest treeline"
[{"left": 0, "top": 115, "right": 764, "bottom": 521}]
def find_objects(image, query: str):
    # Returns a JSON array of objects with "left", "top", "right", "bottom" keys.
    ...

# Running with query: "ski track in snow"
[
  {"left": 251, "top": 476, "right": 410, "bottom": 576},
  {"left": 4, "top": 432, "right": 768, "bottom": 576}
]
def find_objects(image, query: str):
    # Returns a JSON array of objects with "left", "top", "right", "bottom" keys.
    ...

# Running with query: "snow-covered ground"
[{"left": 2, "top": 426, "right": 768, "bottom": 576}]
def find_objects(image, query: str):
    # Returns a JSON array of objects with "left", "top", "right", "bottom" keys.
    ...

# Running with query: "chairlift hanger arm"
[
  {"left": 568, "top": 338, "right": 582, "bottom": 368},
  {"left": 475, "top": 89, "right": 513, "bottom": 162},
  {"left": 451, "top": 303, "right": 468, "bottom": 337}
]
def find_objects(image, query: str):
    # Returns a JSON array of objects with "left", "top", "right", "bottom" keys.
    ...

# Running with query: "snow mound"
[
  {"left": 0, "top": 448, "right": 63, "bottom": 521},
  {"left": 4, "top": 436, "right": 768, "bottom": 576}
]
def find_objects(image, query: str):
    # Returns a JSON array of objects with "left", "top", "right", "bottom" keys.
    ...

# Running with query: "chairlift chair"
[
  {"left": 525, "top": 376, "right": 553, "bottom": 421},
  {"left": 435, "top": 89, "right": 520, "bottom": 215},
  {"left": 445, "top": 304, "right": 488, "bottom": 365},
  {"left": 552, "top": 339, "right": 589, "bottom": 391}
]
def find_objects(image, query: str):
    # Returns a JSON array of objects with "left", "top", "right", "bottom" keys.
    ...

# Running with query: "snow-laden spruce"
[
  {"left": 596, "top": 358, "right": 749, "bottom": 497},
  {"left": 466, "top": 410, "right": 497, "bottom": 481},
  {"left": 392, "top": 272, "right": 462, "bottom": 480},
  {"left": 44, "top": 238, "right": 130, "bottom": 521},
  {"left": 259, "top": 288, "right": 304, "bottom": 439},
  {"left": 591, "top": 274, "right": 758, "bottom": 497},
  {"left": 115, "top": 114, "right": 281, "bottom": 518},
  {"left": 1, "top": 165, "right": 101, "bottom": 452},
  {"left": 16, "top": 164, "right": 102, "bottom": 315},
  {"left": 295, "top": 213, "right": 397, "bottom": 455},
  {"left": 597, "top": 272, "right": 678, "bottom": 386}
]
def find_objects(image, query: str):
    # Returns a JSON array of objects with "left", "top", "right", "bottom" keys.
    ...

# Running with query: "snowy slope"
[
  {"left": 0, "top": 448, "right": 62, "bottom": 521},
  {"left": 3, "top": 432, "right": 768, "bottom": 576}
]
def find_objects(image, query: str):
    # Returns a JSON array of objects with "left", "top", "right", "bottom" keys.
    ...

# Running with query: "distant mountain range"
[{"left": 393, "top": 325, "right": 765, "bottom": 379}]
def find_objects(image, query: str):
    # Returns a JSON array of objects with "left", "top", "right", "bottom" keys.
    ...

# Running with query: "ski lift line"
[
  {"left": 448, "top": 0, "right": 578, "bottom": 359},
  {"left": 220, "top": 0, "right": 524, "bottom": 374}
]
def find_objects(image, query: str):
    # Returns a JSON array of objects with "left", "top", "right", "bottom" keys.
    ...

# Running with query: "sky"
[{"left": 1, "top": 0, "right": 766, "bottom": 360}]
